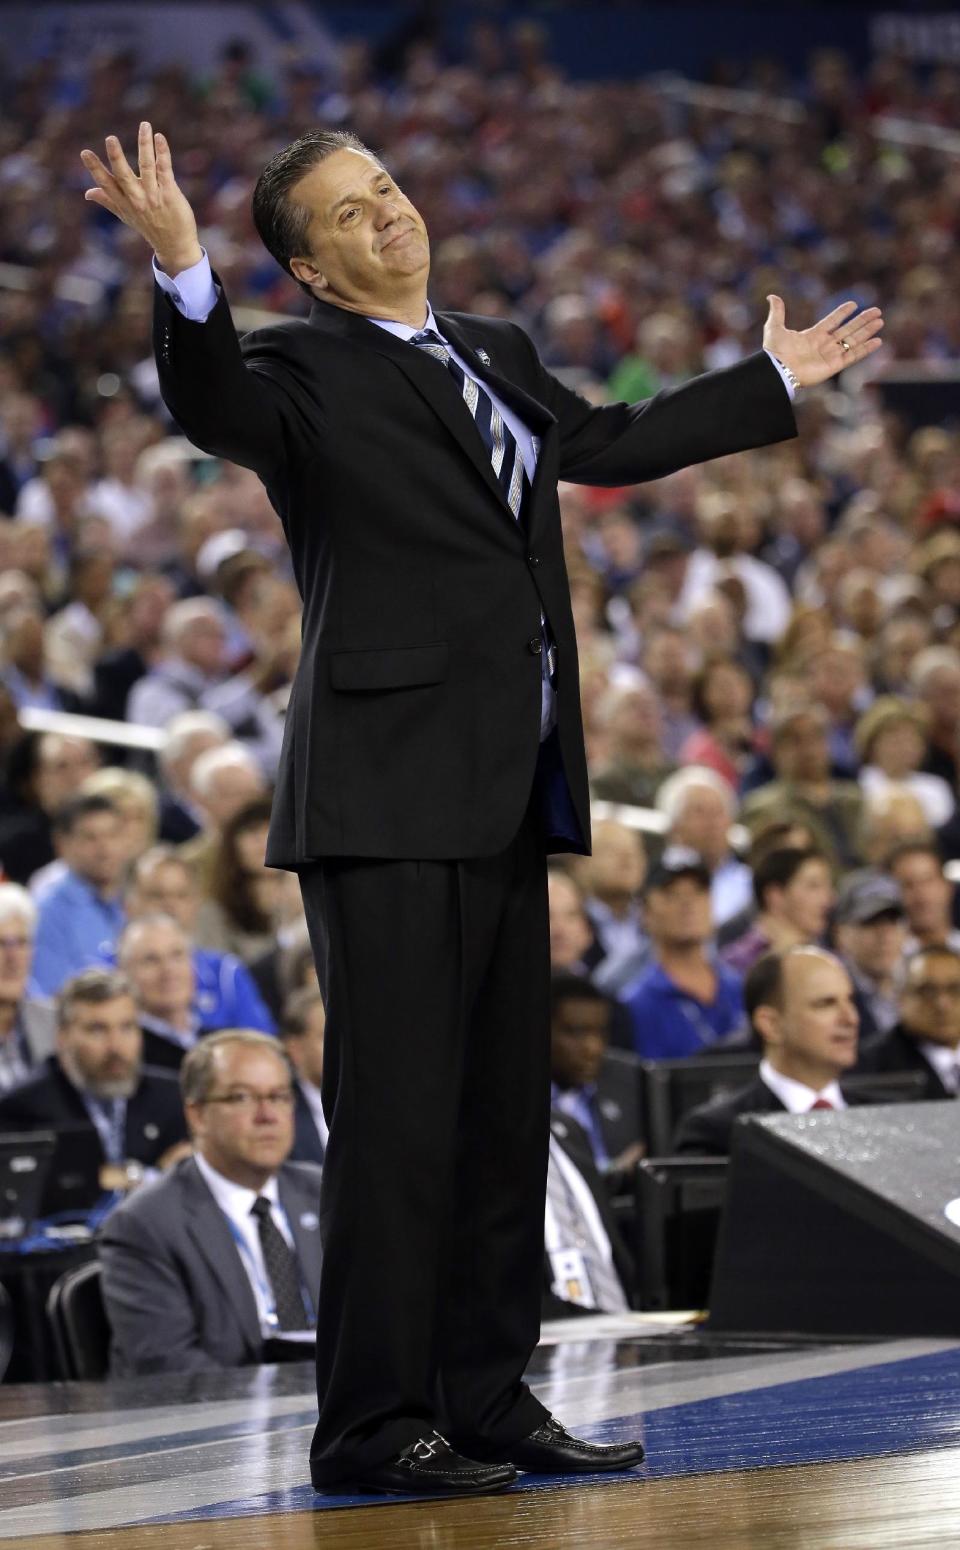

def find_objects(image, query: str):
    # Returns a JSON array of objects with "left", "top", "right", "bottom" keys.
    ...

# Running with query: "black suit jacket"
[
  {"left": 290, "top": 1082, "right": 326, "bottom": 1166},
  {"left": 543, "top": 1112, "right": 635, "bottom": 1318},
  {"left": 855, "top": 1023, "right": 956, "bottom": 1101},
  {"left": 673, "top": 1074, "right": 880, "bottom": 1157},
  {"left": 0, "top": 1056, "right": 187, "bottom": 1165},
  {"left": 155, "top": 281, "right": 795, "bottom": 866}
]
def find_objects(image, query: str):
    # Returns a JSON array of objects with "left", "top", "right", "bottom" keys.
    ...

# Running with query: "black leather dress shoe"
[
  {"left": 330, "top": 1431, "right": 518, "bottom": 1497},
  {"left": 472, "top": 1415, "right": 645, "bottom": 1474}
]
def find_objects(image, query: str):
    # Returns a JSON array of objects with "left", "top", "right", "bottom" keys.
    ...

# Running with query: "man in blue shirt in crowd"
[
  {"left": 621, "top": 848, "right": 745, "bottom": 1058},
  {"left": 31, "top": 794, "right": 128, "bottom": 996},
  {"left": 125, "top": 846, "right": 274, "bottom": 1032}
]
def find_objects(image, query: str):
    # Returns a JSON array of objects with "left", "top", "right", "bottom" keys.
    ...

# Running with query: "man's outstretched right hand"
[{"left": 81, "top": 122, "right": 203, "bottom": 277}]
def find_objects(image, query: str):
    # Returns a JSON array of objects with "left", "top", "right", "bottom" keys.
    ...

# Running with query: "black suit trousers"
[{"left": 298, "top": 808, "right": 552, "bottom": 1483}]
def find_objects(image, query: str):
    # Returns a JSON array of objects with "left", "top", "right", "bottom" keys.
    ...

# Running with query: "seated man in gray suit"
[{"left": 99, "top": 1028, "right": 323, "bottom": 1375}]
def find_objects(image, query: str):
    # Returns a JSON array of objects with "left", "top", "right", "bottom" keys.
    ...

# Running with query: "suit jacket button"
[{"left": 527, "top": 637, "right": 543, "bottom": 655}]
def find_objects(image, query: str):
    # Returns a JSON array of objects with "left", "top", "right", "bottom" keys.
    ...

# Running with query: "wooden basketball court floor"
[{"left": 5, "top": 1315, "right": 960, "bottom": 1549}]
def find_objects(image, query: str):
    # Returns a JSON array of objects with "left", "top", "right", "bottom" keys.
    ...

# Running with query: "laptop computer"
[
  {"left": 39, "top": 1123, "right": 105, "bottom": 1219},
  {"left": 0, "top": 1130, "right": 55, "bottom": 1239}
]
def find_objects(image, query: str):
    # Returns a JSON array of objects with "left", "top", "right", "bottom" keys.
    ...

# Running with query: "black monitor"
[
  {"left": 639, "top": 1054, "right": 760, "bottom": 1156},
  {"left": 0, "top": 1130, "right": 55, "bottom": 1239}
]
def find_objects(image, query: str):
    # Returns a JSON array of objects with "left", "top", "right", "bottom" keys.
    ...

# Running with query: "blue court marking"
[{"left": 136, "top": 1346, "right": 960, "bottom": 1522}]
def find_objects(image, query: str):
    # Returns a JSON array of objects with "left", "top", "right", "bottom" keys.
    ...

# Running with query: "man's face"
[
  {"left": 121, "top": 922, "right": 195, "bottom": 1020},
  {"left": 551, "top": 996, "right": 610, "bottom": 1089},
  {"left": 180, "top": 617, "right": 225, "bottom": 677},
  {"left": 778, "top": 859, "right": 835, "bottom": 939},
  {"left": 128, "top": 861, "right": 199, "bottom": 934},
  {"left": 188, "top": 1045, "right": 295, "bottom": 1181},
  {"left": 0, "top": 916, "right": 32, "bottom": 1008},
  {"left": 775, "top": 718, "right": 830, "bottom": 783},
  {"left": 284, "top": 1001, "right": 326, "bottom": 1088},
  {"left": 838, "top": 913, "right": 907, "bottom": 981},
  {"left": 645, "top": 877, "right": 712, "bottom": 950},
  {"left": 61, "top": 811, "right": 127, "bottom": 892},
  {"left": 763, "top": 953, "right": 859, "bottom": 1074},
  {"left": 585, "top": 823, "right": 645, "bottom": 900},
  {"left": 891, "top": 853, "right": 952, "bottom": 938},
  {"left": 672, "top": 788, "right": 728, "bottom": 867},
  {"left": 900, "top": 952, "right": 960, "bottom": 1048},
  {"left": 923, "top": 666, "right": 960, "bottom": 731},
  {"left": 35, "top": 736, "right": 99, "bottom": 813},
  {"left": 201, "top": 765, "right": 266, "bottom": 829},
  {"left": 58, "top": 994, "right": 143, "bottom": 1099},
  {"left": 548, "top": 873, "right": 592, "bottom": 969},
  {"left": 291, "top": 150, "right": 430, "bottom": 311}
]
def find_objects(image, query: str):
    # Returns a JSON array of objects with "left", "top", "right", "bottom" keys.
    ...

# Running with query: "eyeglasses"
[{"left": 201, "top": 1090, "right": 295, "bottom": 1110}]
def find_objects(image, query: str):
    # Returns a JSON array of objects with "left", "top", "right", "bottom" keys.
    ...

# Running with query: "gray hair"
[
  {"left": 656, "top": 765, "right": 735, "bottom": 824},
  {"left": 180, "top": 1030, "right": 292, "bottom": 1106},
  {"left": 0, "top": 882, "right": 37, "bottom": 935},
  {"left": 56, "top": 968, "right": 135, "bottom": 1031},
  {"left": 161, "top": 597, "right": 226, "bottom": 650},
  {"left": 160, "top": 710, "right": 230, "bottom": 778},
  {"left": 189, "top": 741, "right": 263, "bottom": 801}
]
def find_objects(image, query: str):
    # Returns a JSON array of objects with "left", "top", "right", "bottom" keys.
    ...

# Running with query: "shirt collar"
[
  {"left": 917, "top": 1040, "right": 960, "bottom": 1089},
  {"left": 759, "top": 1058, "right": 845, "bottom": 1113},
  {"left": 366, "top": 302, "right": 441, "bottom": 344},
  {"left": 194, "top": 1151, "right": 279, "bottom": 1223}
]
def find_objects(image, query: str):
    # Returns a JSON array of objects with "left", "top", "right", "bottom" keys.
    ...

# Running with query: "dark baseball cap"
[
  {"left": 835, "top": 870, "right": 905, "bottom": 926},
  {"left": 644, "top": 845, "right": 711, "bottom": 896}
]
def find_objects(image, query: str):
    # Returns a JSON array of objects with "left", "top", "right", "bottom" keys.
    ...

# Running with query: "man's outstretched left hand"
[{"left": 763, "top": 295, "right": 883, "bottom": 388}]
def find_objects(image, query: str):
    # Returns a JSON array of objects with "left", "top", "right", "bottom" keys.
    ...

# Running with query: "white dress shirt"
[
  {"left": 298, "top": 1076, "right": 330, "bottom": 1150},
  {"left": 917, "top": 1041, "right": 960, "bottom": 1095},
  {"left": 759, "top": 1058, "right": 846, "bottom": 1113},
  {"left": 193, "top": 1152, "right": 309, "bottom": 1335}
]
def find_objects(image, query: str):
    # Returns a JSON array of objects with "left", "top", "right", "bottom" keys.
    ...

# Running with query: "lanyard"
[
  {"left": 83, "top": 1095, "right": 127, "bottom": 1163},
  {"left": 224, "top": 1203, "right": 316, "bottom": 1332}
]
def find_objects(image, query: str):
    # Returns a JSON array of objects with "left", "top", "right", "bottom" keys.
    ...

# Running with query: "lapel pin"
[
  {"left": 144, "top": 1123, "right": 159, "bottom": 1140},
  {"left": 300, "top": 1212, "right": 320, "bottom": 1230},
  {"left": 477, "top": 348, "right": 491, "bottom": 366}
]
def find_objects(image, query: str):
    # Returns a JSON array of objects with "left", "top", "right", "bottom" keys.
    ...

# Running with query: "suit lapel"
[
  {"left": 308, "top": 302, "right": 513, "bottom": 518},
  {"left": 182, "top": 1161, "right": 261, "bottom": 1353},
  {"left": 279, "top": 1168, "right": 323, "bottom": 1310}
]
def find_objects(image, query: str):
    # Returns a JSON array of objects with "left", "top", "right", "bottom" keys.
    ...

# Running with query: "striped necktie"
[{"left": 410, "top": 329, "right": 529, "bottom": 520}]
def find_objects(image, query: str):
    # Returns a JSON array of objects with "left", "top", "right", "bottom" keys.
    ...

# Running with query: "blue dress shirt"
[{"left": 32, "top": 871, "right": 127, "bottom": 996}]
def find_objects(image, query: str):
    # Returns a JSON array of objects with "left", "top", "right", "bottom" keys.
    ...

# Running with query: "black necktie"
[{"left": 250, "top": 1195, "right": 311, "bottom": 1331}]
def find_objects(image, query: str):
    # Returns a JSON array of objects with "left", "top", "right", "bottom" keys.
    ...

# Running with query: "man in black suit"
[
  {"left": 674, "top": 947, "right": 870, "bottom": 1155},
  {"left": 0, "top": 967, "right": 187, "bottom": 1189},
  {"left": 279, "top": 986, "right": 327, "bottom": 1165},
  {"left": 856, "top": 944, "right": 960, "bottom": 1100},
  {"left": 80, "top": 120, "right": 881, "bottom": 1496},
  {"left": 100, "top": 1030, "right": 322, "bottom": 1374},
  {"left": 550, "top": 973, "right": 642, "bottom": 1181}
]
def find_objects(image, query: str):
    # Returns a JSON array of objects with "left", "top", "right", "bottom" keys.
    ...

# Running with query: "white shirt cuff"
[
  {"left": 764, "top": 348, "right": 798, "bottom": 400},
  {"left": 153, "top": 247, "right": 219, "bottom": 322}
]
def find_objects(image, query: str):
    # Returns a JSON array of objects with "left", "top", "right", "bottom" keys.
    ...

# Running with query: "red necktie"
[{"left": 810, "top": 1098, "right": 834, "bottom": 1110}]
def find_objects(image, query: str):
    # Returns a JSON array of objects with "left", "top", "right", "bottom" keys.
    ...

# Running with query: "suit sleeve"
[
  {"left": 153, "top": 274, "right": 319, "bottom": 479},
  {"left": 99, "top": 1207, "right": 222, "bottom": 1376},
  {"left": 517, "top": 329, "right": 797, "bottom": 486}
]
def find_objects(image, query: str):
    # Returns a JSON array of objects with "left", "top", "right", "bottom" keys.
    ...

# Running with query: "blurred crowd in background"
[{"left": 2, "top": 18, "right": 960, "bottom": 1352}]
